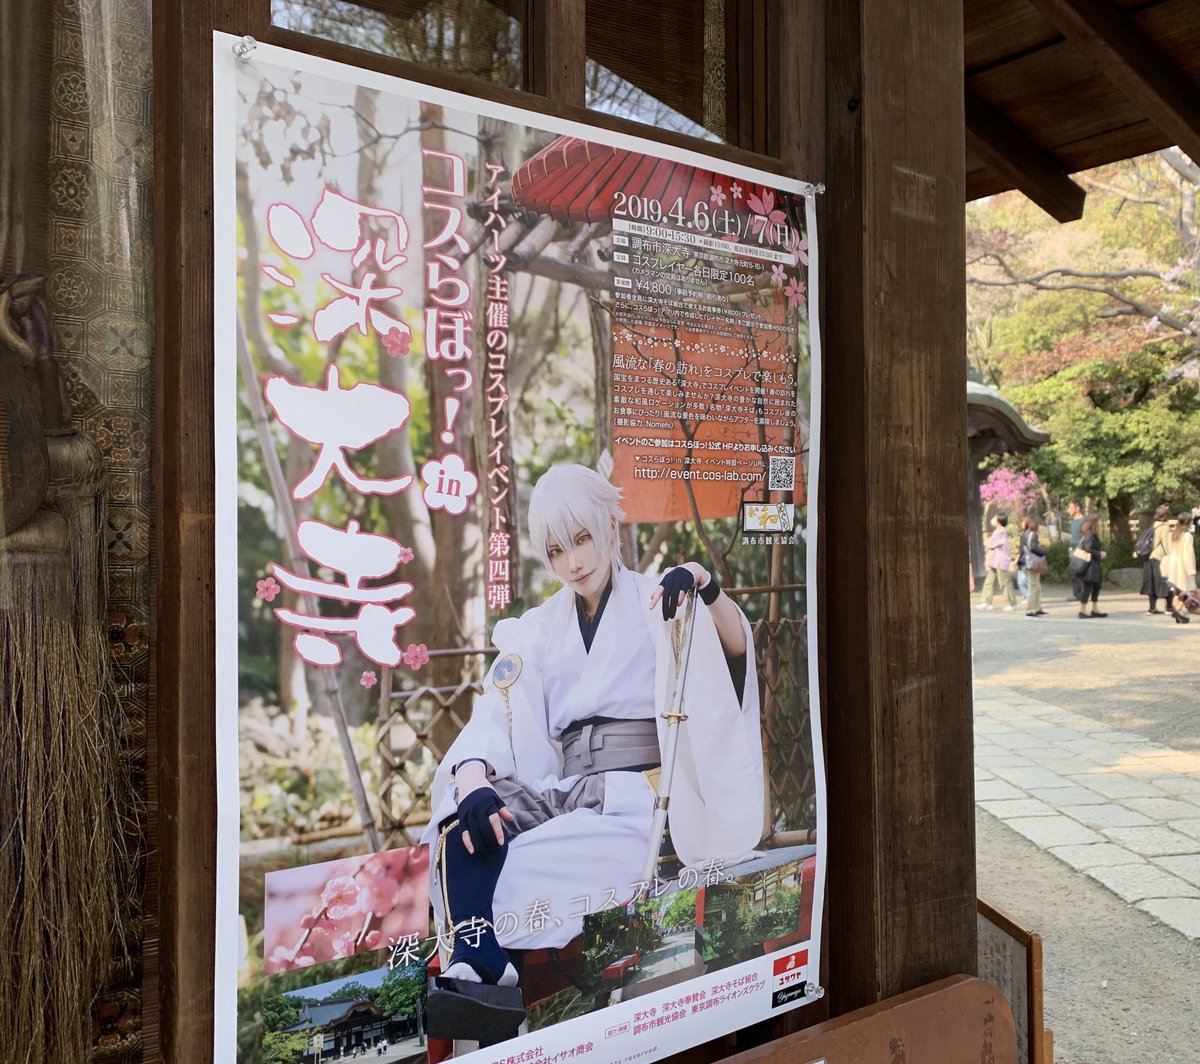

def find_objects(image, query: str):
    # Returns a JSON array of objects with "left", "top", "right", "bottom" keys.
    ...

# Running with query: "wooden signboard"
[
  {"left": 978, "top": 897, "right": 1053, "bottom": 1064},
  {"left": 722, "top": 975, "right": 1016, "bottom": 1064}
]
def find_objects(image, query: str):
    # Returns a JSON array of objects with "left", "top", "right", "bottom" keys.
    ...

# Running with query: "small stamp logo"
[{"left": 605, "top": 1022, "right": 631, "bottom": 1039}]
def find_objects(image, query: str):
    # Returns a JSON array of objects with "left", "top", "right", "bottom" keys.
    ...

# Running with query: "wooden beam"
[
  {"left": 965, "top": 89, "right": 1086, "bottom": 222},
  {"left": 1027, "top": 0, "right": 1200, "bottom": 168},
  {"left": 824, "top": 0, "right": 977, "bottom": 1014},
  {"left": 527, "top": 0, "right": 586, "bottom": 106}
]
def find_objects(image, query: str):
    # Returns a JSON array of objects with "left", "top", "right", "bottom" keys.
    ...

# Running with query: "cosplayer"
[{"left": 423, "top": 464, "right": 763, "bottom": 1043}]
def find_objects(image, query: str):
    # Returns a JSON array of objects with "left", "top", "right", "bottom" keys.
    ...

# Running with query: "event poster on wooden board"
[{"left": 213, "top": 34, "right": 825, "bottom": 1064}]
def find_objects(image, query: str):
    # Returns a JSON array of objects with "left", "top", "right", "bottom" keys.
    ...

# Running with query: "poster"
[{"left": 214, "top": 33, "right": 825, "bottom": 1064}]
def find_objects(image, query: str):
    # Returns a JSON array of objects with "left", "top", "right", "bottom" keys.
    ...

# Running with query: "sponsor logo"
[
  {"left": 605, "top": 1022, "right": 630, "bottom": 1039},
  {"left": 771, "top": 983, "right": 810, "bottom": 1009},
  {"left": 772, "top": 949, "right": 809, "bottom": 978}
]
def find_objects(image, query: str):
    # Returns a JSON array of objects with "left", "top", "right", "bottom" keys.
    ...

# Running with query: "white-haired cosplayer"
[{"left": 423, "top": 464, "right": 763, "bottom": 1043}]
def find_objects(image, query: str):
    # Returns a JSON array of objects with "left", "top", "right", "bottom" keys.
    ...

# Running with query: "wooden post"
[{"left": 822, "top": 0, "right": 976, "bottom": 1015}]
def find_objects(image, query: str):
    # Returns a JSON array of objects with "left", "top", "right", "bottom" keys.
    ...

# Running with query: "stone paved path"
[{"left": 975, "top": 687, "right": 1200, "bottom": 940}]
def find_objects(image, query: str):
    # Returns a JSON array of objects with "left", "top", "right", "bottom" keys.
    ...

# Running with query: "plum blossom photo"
[{"left": 263, "top": 846, "right": 429, "bottom": 974}]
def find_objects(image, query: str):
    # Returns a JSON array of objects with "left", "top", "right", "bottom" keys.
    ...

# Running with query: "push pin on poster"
[{"left": 232, "top": 35, "right": 258, "bottom": 60}]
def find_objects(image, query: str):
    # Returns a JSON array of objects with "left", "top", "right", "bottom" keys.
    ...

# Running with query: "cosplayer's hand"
[
  {"left": 456, "top": 785, "right": 515, "bottom": 857},
  {"left": 650, "top": 564, "right": 707, "bottom": 621}
]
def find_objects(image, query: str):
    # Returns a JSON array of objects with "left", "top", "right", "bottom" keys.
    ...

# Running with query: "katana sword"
[{"left": 639, "top": 588, "right": 700, "bottom": 893}]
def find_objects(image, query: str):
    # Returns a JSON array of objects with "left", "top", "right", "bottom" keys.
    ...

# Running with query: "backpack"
[{"left": 1134, "top": 525, "right": 1155, "bottom": 560}]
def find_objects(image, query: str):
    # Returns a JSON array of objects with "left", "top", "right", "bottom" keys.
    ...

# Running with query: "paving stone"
[
  {"left": 974, "top": 779, "right": 1026, "bottom": 802},
  {"left": 1058, "top": 739, "right": 1130, "bottom": 760},
  {"left": 1064, "top": 772, "right": 1168, "bottom": 800},
  {"left": 1101, "top": 825, "right": 1200, "bottom": 857},
  {"left": 1152, "top": 854, "right": 1200, "bottom": 888},
  {"left": 992, "top": 731, "right": 1058, "bottom": 750},
  {"left": 1059, "top": 804, "right": 1154, "bottom": 829},
  {"left": 978, "top": 798, "right": 1057, "bottom": 819},
  {"left": 974, "top": 752, "right": 1036, "bottom": 769},
  {"left": 1026, "top": 785, "right": 1104, "bottom": 806},
  {"left": 1085, "top": 862, "right": 1199, "bottom": 903},
  {"left": 1171, "top": 819, "right": 1200, "bottom": 843},
  {"left": 974, "top": 767, "right": 996, "bottom": 783},
  {"left": 1048, "top": 843, "right": 1142, "bottom": 870},
  {"left": 999, "top": 767, "right": 1073, "bottom": 790},
  {"left": 1136, "top": 898, "right": 1200, "bottom": 941},
  {"left": 1005, "top": 816, "right": 1105, "bottom": 848},
  {"left": 1119, "top": 797, "right": 1200, "bottom": 821},
  {"left": 1151, "top": 776, "right": 1200, "bottom": 795}
]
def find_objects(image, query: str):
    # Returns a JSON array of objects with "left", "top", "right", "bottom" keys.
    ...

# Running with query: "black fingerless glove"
[
  {"left": 457, "top": 786, "right": 509, "bottom": 857},
  {"left": 657, "top": 567, "right": 696, "bottom": 621}
]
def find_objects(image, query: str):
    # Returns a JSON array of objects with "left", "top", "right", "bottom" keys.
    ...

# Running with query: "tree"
[
  {"left": 262, "top": 1029, "right": 312, "bottom": 1064},
  {"left": 660, "top": 889, "right": 699, "bottom": 934},
  {"left": 968, "top": 148, "right": 1199, "bottom": 373},
  {"left": 1005, "top": 337, "right": 1200, "bottom": 544},
  {"left": 324, "top": 979, "right": 373, "bottom": 1002},
  {"left": 262, "top": 994, "right": 302, "bottom": 1033},
  {"left": 372, "top": 963, "right": 424, "bottom": 1019}
]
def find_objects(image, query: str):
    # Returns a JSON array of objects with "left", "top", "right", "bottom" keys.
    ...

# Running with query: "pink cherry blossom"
[
  {"left": 364, "top": 930, "right": 383, "bottom": 950},
  {"left": 294, "top": 954, "right": 316, "bottom": 968},
  {"left": 383, "top": 327, "right": 411, "bottom": 357},
  {"left": 785, "top": 231, "right": 809, "bottom": 265},
  {"left": 402, "top": 642, "right": 430, "bottom": 670},
  {"left": 360, "top": 670, "right": 378, "bottom": 689},
  {"left": 321, "top": 876, "right": 361, "bottom": 920},
  {"left": 709, "top": 184, "right": 726, "bottom": 206},
  {"left": 397, "top": 545, "right": 414, "bottom": 564},
  {"left": 269, "top": 944, "right": 295, "bottom": 968},
  {"left": 361, "top": 873, "right": 400, "bottom": 916},
  {"left": 256, "top": 576, "right": 281, "bottom": 603},
  {"left": 784, "top": 278, "right": 807, "bottom": 308},
  {"left": 299, "top": 913, "right": 317, "bottom": 930},
  {"left": 333, "top": 932, "right": 357, "bottom": 958},
  {"left": 770, "top": 264, "right": 786, "bottom": 288},
  {"left": 731, "top": 182, "right": 743, "bottom": 200},
  {"left": 746, "top": 188, "right": 787, "bottom": 239}
]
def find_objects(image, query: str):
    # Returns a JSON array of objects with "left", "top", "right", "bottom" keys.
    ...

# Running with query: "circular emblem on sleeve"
[{"left": 491, "top": 654, "right": 522, "bottom": 689}]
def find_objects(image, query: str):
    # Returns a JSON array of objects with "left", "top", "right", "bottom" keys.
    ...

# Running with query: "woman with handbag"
[
  {"left": 978, "top": 512, "right": 1019, "bottom": 611},
  {"left": 1161, "top": 512, "right": 1196, "bottom": 624},
  {"left": 1020, "top": 516, "right": 1048, "bottom": 618},
  {"left": 1140, "top": 504, "right": 1172, "bottom": 615},
  {"left": 1071, "top": 515, "right": 1107, "bottom": 618}
]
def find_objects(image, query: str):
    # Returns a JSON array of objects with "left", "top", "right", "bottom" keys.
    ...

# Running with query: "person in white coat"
[{"left": 423, "top": 464, "right": 762, "bottom": 1042}]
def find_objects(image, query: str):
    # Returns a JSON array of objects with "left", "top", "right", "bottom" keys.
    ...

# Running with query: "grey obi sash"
[{"left": 559, "top": 716, "right": 661, "bottom": 777}]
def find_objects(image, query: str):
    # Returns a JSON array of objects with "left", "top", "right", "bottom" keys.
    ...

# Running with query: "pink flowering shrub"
[
  {"left": 979, "top": 468, "right": 1041, "bottom": 515},
  {"left": 263, "top": 844, "right": 429, "bottom": 974}
]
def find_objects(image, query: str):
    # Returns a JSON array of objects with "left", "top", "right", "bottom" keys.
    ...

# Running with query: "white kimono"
[{"left": 422, "top": 567, "right": 763, "bottom": 950}]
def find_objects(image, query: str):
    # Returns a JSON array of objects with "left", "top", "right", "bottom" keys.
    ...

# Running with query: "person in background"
[
  {"left": 1162, "top": 512, "right": 1196, "bottom": 624},
  {"left": 1141, "top": 504, "right": 1172, "bottom": 615},
  {"left": 1075, "top": 514, "right": 1107, "bottom": 618},
  {"left": 1067, "top": 501, "right": 1084, "bottom": 548},
  {"left": 978, "top": 513, "right": 1018, "bottom": 611},
  {"left": 1020, "top": 516, "right": 1047, "bottom": 618}
]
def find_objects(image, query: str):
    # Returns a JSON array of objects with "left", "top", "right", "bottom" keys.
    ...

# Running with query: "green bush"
[{"left": 1043, "top": 540, "right": 1070, "bottom": 583}]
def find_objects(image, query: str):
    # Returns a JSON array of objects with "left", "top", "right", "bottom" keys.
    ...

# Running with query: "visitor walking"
[
  {"left": 1162, "top": 512, "right": 1196, "bottom": 624},
  {"left": 1020, "top": 516, "right": 1047, "bottom": 618},
  {"left": 978, "top": 513, "right": 1018, "bottom": 611},
  {"left": 1074, "top": 515, "right": 1107, "bottom": 618},
  {"left": 1140, "top": 504, "right": 1172, "bottom": 615}
]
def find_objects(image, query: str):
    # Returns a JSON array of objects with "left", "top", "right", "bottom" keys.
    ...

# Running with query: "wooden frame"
[
  {"left": 154, "top": 0, "right": 976, "bottom": 1059},
  {"left": 978, "top": 897, "right": 1052, "bottom": 1064}
]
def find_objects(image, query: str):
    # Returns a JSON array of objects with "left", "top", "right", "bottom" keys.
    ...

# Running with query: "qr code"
[{"left": 768, "top": 455, "right": 796, "bottom": 492}]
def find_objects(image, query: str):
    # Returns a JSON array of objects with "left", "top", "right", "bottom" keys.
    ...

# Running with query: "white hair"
[{"left": 528, "top": 464, "right": 625, "bottom": 575}]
